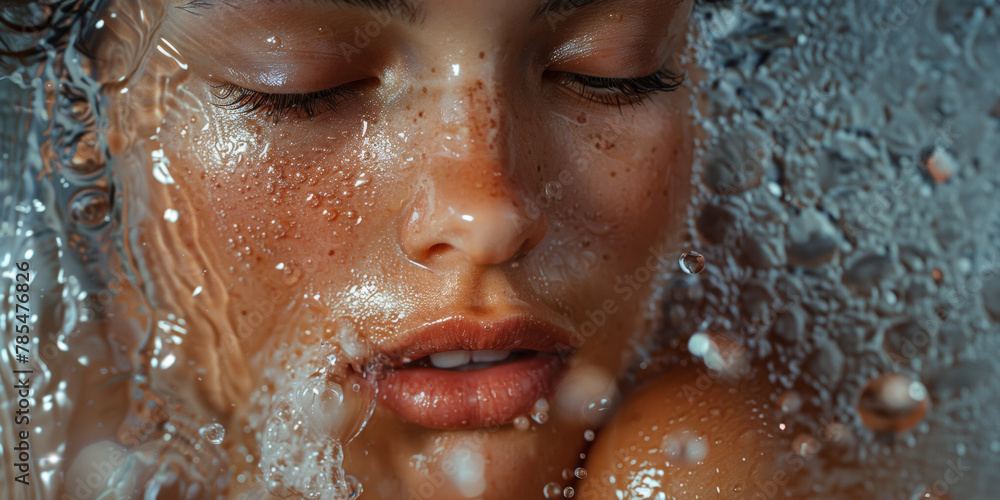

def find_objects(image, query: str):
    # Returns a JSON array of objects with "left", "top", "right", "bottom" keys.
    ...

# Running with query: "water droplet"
[
  {"left": 266, "top": 35, "right": 282, "bottom": 48},
  {"left": 777, "top": 391, "right": 802, "bottom": 413},
  {"left": 661, "top": 430, "right": 707, "bottom": 464},
  {"left": 513, "top": 415, "right": 530, "bottom": 431},
  {"left": 687, "top": 332, "right": 711, "bottom": 356},
  {"left": 532, "top": 397, "right": 550, "bottom": 424},
  {"left": 913, "top": 484, "right": 952, "bottom": 499},
  {"left": 531, "top": 409, "right": 549, "bottom": 425},
  {"left": 543, "top": 482, "right": 562, "bottom": 499},
  {"left": 282, "top": 264, "right": 303, "bottom": 286},
  {"left": 573, "top": 467, "right": 588, "bottom": 479},
  {"left": 679, "top": 251, "right": 706, "bottom": 274},
  {"left": 544, "top": 181, "right": 563, "bottom": 201},
  {"left": 69, "top": 188, "right": 110, "bottom": 227},
  {"left": 345, "top": 474, "right": 363, "bottom": 498},
  {"left": 791, "top": 434, "right": 820, "bottom": 457},
  {"left": 69, "top": 131, "right": 105, "bottom": 174},
  {"left": 563, "top": 486, "right": 575, "bottom": 498},
  {"left": 198, "top": 423, "right": 225, "bottom": 445},
  {"left": 858, "top": 373, "right": 929, "bottom": 433},
  {"left": 583, "top": 429, "right": 595, "bottom": 442},
  {"left": 305, "top": 192, "right": 322, "bottom": 208}
]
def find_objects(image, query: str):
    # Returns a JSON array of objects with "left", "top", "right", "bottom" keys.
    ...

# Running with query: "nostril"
[{"left": 427, "top": 243, "right": 451, "bottom": 259}]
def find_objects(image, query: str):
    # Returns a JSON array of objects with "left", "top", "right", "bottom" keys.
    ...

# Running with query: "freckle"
[
  {"left": 328, "top": 250, "right": 336, "bottom": 256},
  {"left": 610, "top": 171, "right": 616, "bottom": 177},
  {"left": 418, "top": 111, "right": 424, "bottom": 117},
  {"left": 577, "top": 113, "right": 587, "bottom": 123},
  {"left": 241, "top": 310, "right": 247, "bottom": 316},
  {"left": 406, "top": 105, "right": 411, "bottom": 110},
  {"left": 479, "top": 51, "right": 484, "bottom": 59},
  {"left": 489, "top": 119, "right": 497, "bottom": 128},
  {"left": 431, "top": 67, "right": 436, "bottom": 73},
  {"left": 476, "top": 80, "right": 484, "bottom": 89},
  {"left": 594, "top": 143, "right": 601, "bottom": 150}
]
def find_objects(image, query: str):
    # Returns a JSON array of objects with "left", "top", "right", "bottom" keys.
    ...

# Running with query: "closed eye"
[
  {"left": 209, "top": 81, "right": 366, "bottom": 121},
  {"left": 557, "top": 69, "right": 684, "bottom": 110}
]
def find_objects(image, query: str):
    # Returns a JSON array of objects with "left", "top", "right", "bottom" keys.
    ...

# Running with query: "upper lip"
[{"left": 378, "top": 315, "right": 576, "bottom": 368}]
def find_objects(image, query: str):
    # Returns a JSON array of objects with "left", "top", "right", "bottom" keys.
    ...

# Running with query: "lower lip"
[{"left": 378, "top": 353, "right": 564, "bottom": 429}]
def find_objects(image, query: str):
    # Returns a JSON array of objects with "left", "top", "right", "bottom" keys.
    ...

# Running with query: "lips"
[{"left": 377, "top": 316, "right": 573, "bottom": 429}]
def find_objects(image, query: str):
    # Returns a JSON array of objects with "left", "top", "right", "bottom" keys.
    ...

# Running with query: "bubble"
[
  {"left": 532, "top": 397, "right": 550, "bottom": 424},
  {"left": 687, "top": 332, "right": 711, "bottom": 356},
  {"left": 661, "top": 430, "right": 707, "bottom": 464},
  {"left": 554, "top": 369, "right": 618, "bottom": 426},
  {"left": 857, "top": 373, "right": 929, "bottom": 433},
  {"left": 913, "top": 485, "right": 952, "bottom": 499},
  {"left": 921, "top": 146, "right": 957, "bottom": 184},
  {"left": 513, "top": 415, "right": 531, "bottom": 431},
  {"left": 688, "top": 334, "right": 749, "bottom": 378},
  {"left": 345, "top": 475, "right": 363, "bottom": 498},
  {"left": 583, "top": 429, "right": 596, "bottom": 442},
  {"left": 531, "top": 409, "right": 549, "bottom": 425},
  {"left": 69, "top": 188, "right": 111, "bottom": 227},
  {"left": 69, "top": 131, "right": 106, "bottom": 175},
  {"left": 791, "top": 434, "right": 821, "bottom": 457},
  {"left": 574, "top": 467, "right": 588, "bottom": 479},
  {"left": 777, "top": 391, "right": 802, "bottom": 413},
  {"left": 198, "top": 423, "right": 225, "bottom": 445},
  {"left": 679, "top": 251, "right": 706, "bottom": 274},
  {"left": 543, "top": 482, "right": 562, "bottom": 499},
  {"left": 563, "top": 486, "right": 575, "bottom": 498}
]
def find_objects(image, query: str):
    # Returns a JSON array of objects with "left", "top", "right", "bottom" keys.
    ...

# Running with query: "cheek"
[{"left": 161, "top": 110, "right": 372, "bottom": 287}]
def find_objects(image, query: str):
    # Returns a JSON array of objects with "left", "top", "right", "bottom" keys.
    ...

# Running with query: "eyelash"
[
  {"left": 560, "top": 70, "right": 684, "bottom": 108},
  {"left": 210, "top": 69, "right": 682, "bottom": 120},
  {"left": 210, "top": 82, "right": 360, "bottom": 120}
]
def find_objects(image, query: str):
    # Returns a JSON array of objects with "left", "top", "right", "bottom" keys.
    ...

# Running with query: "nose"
[
  {"left": 400, "top": 172, "right": 547, "bottom": 267},
  {"left": 398, "top": 77, "right": 546, "bottom": 267}
]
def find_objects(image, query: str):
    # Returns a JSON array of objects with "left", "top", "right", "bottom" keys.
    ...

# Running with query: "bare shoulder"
[{"left": 577, "top": 364, "right": 785, "bottom": 499}]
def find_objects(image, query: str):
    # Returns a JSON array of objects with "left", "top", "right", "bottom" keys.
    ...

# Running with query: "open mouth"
[
  {"left": 406, "top": 348, "right": 536, "bottom": 371},
  {"left": 376, "top": 317, "right": 573, "bottom": 429}
]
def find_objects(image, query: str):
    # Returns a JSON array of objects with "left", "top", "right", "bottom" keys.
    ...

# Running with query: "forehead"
[{"left": 175, "top": 0, "right": 612, "bottom": 17}]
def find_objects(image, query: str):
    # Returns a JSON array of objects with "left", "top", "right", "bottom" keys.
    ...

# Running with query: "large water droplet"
[
  {"left": 543, "top": 482, "right": 562, "bottom": 499},
  {"left": 69, "top": 188, "right": 110, "bottom": 227},
  {"left": 198, "top": 423, "right": 225, "bottom": 445},
  {"left": 679, "top": 251, "right": 706, "bottom": 274},
  {"left": 858, "top": 373, "right": 929, "bottom": 433},
  {"left": 345, "top": 475, "right": 363, "bottom": 498},
  {"left": 573, "top": 467, "right": 588, "bottom": 479},
  {"left": 661, "top": 430, "right": 707, "bottom": 465}
]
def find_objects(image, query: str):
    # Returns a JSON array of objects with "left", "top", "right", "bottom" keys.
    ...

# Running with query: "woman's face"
[{"left": 101, "top": 0, "right": 694, "bottom": 496}]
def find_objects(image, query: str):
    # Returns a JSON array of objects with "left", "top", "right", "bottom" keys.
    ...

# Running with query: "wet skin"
[{"left": 94, "top": 0, "right": 720, "bottom": 497}]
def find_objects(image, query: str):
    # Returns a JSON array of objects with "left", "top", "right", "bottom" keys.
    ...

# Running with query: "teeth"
[
  {"left": 428, "top": 350, "right": 513, "bottom": 369},
  {"left": 429, "top": 350, "right": 472, "bottom": 369},
  {"left": 472, "top": 349, "right": 512, "bottom": 363}
]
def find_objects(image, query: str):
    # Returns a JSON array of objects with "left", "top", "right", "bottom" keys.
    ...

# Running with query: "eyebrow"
[{"left": 531, "top": 0, "right": 607, "bottom": 22}]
